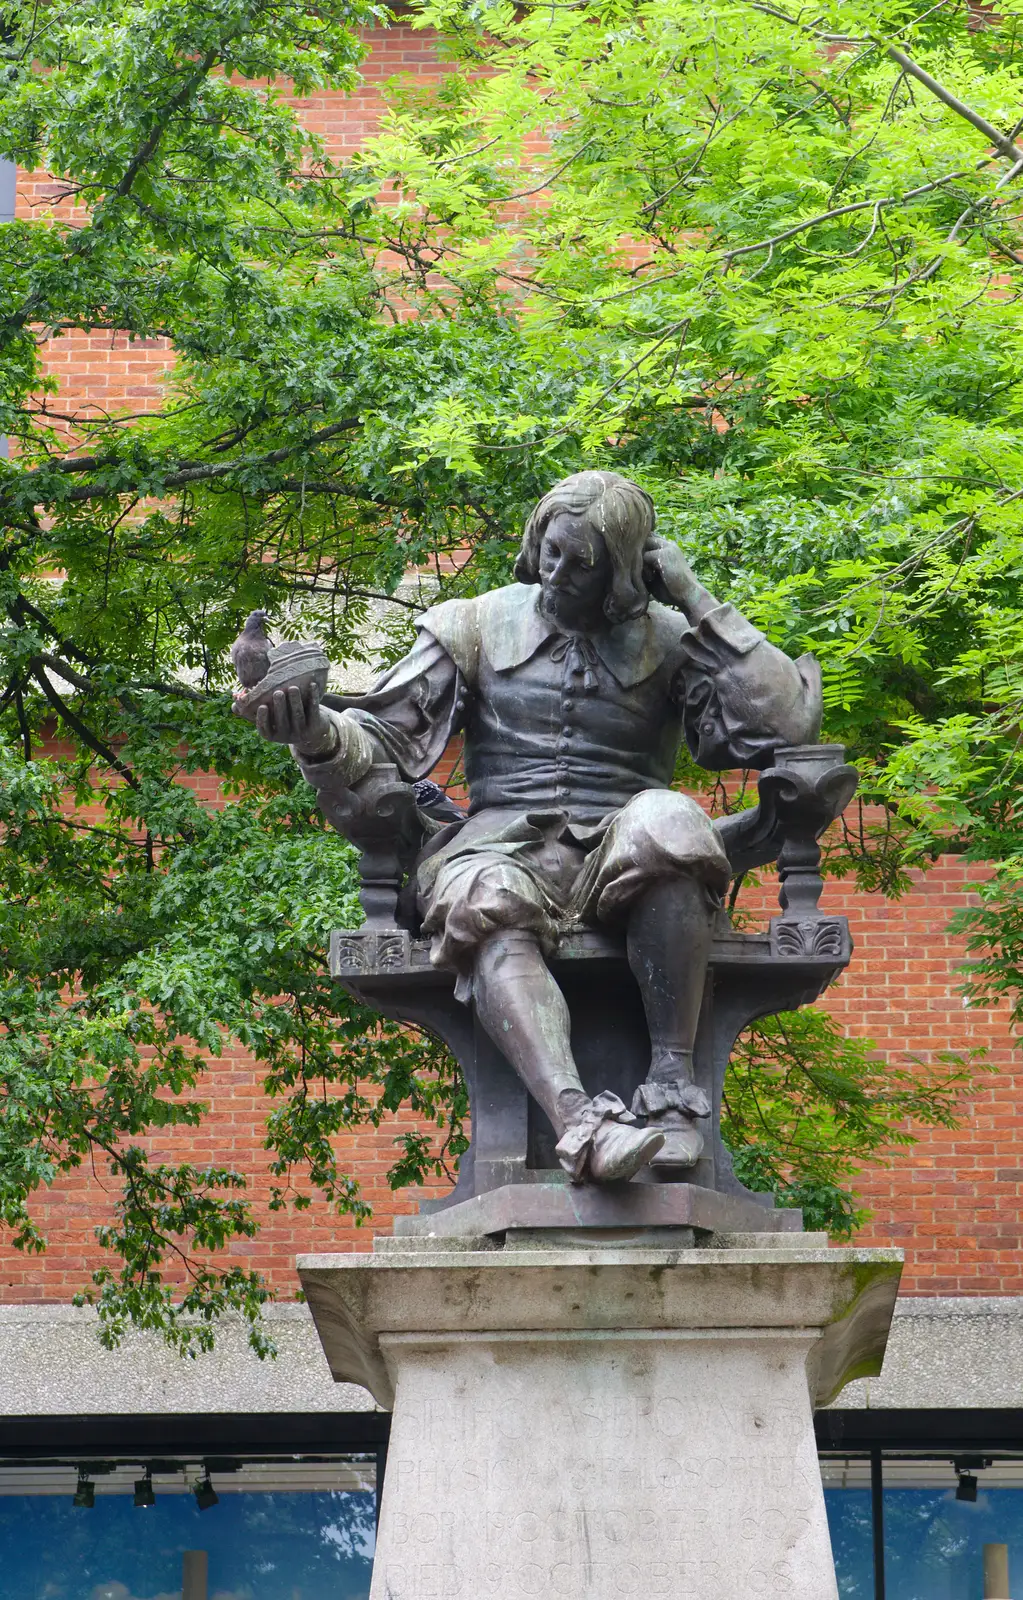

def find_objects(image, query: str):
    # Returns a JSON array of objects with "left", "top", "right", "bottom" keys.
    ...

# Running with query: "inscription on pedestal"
[{"left": 371, "top": 1337, "right": 838, "bottom": 1600}]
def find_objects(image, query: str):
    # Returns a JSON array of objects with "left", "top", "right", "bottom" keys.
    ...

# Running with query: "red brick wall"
[
  {"left": 6, "top": 22, "right": 1022, "bottom": 1304},
  {"left": 0, "top": 1041, "right": 449, "bottom": 1303},
  {"left": 1, "top": 746, "right": 460, "bottom": 1307},
  {"left": 814, "top": 863, "right": 1019, "bottom": 1295}
]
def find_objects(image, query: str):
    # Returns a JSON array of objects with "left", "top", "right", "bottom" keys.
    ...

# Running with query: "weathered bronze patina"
[{"left": 236, "top": 471, "right": 855, "bottom": 1202}]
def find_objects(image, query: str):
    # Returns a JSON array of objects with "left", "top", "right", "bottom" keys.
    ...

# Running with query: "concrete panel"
[
  {"left": 831, "top": 1296, "right": 1023, "bottom": 1410},
  {"left": 0, "top": 1302, "right": 374, "bottom": 1415}
]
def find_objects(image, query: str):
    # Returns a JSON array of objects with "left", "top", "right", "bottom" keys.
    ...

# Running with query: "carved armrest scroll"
[
  {"left": 323, "top": 772, "right": 467, "bottom": 931},
  {"left": 714, "top": 743, "right": 859, "bottom": 919},
  {"left": 323, "top": 764, "right": 426, "bottom": 929}
]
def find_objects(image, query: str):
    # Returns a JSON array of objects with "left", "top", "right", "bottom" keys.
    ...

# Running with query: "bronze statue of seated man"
[{"left": 248, "top": 471, "right": 821, "bottom": 1187}]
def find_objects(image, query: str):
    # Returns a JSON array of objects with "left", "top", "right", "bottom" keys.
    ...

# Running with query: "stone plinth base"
[
  {"left": 299, "top": 1243, "right": 901, "bottom": 1600},
  {"left": 395, "top": 1178, "right": 804, "bottom": 1240}
]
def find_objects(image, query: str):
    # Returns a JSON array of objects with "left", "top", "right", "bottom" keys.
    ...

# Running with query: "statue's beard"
[{"left": 540, "top": 584, "right": 605, "bottom": 628}]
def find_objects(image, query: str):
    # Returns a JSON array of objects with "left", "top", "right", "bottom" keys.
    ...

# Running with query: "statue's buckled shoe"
[
  {"left": 587, "top": 1121, "right": 665, "bottom": 1183},
  {"left": 647, "top": 1116, "right": 704, "bottom": 1169},
  {"left": 555, "top": 1091, "right": 664, "bottom": 1184},
  {"left": 631, "top": 1074, "right": 708, "bottom": 1171},
  {"left": 554, "top": 1130, "right": 591, "bottom": 1183}
]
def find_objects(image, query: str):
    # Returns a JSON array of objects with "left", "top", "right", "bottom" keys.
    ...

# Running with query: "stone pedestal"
[{"left": 300, "top": 1239, "right": 901, "bottom": 1600}]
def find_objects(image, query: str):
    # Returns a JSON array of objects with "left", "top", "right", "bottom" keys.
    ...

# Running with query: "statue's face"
[{"left": 538, "top": 513, "right": 612, "bottom": 628}]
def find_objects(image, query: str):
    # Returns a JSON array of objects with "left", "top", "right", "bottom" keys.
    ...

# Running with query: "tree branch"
[
  {"left": 719, "top": 166, "right": 982, "bottom": 262},
  {"left": 743, "top": 4, "right": 1023, "bottom": 171},
  {"left": 30, "top": 665, "right": 140, "bottom": 790},
  {"left": 32, "top": 652, "right": 94, "bottom": 693},
  {"left": 12, "top": 684, "right": 31, "bottom": 762},
  {"left": 884, "top": 45, "right": 1023, "bottom": 165},
  {"left": 12, "top": 595, "right": 98, "bottom": 669},
  {"left": 111, "top": 50, "right": 219, "bottom": 202},
  {"left": 0, "top": 48, "right": 219, "bottom": 343},
  {"left": 4, "top": 418, "right": 364, "bottom": 505}
]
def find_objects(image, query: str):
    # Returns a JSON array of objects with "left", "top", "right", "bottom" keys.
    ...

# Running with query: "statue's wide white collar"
[{"left": 423, "top": 583, "right": 688, "bottom": 690}]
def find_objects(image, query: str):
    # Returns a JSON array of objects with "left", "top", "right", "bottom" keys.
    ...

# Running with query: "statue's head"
[{"left": 515, "top": 471, "right": 655, "bottom": 627}]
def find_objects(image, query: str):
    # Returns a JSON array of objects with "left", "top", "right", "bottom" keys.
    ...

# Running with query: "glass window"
[
  {"left": 0, "top": 1456, "right": 376, "bottom": 1600},
  {"left": 823, "top": 1453, "right": 1023, "bottom": 1600},
  {"left": 822, "top": 1457, "right": 874, "bottom": 1598},
  {"left": 882, "top": 1459, "right": 1023, "bottom": 1600}
]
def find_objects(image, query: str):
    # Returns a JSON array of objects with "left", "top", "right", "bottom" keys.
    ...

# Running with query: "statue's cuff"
[
  {"left": 556, "top": 1091, "right": 637, "bottom": 1172},
  {"left": 692, "top": 601, "right": 763, "bottom": 658},
  {"left": 293, "top": 709, "right": 374, "bottom": 788},
  {"left": 632, "top": 1080, "right": 710, "bottom": 1120}
]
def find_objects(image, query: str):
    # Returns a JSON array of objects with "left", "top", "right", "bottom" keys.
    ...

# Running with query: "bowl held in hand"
[{"left": 232, "top": 639, "right": 330, "bottom": 722}]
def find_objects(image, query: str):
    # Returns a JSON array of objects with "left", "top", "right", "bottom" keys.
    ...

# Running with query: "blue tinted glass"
[
  {"left": 0, "top": 1489, "right": 375, "bottom": 1600},
  {"left": 825, "top": 1487, "right": 874, "bottom": 1597},
  {"left": 882, "top": 1487, "right": 1023, "bottom": 1599},
  {"left": 826, "top": 1480, "right": 1023, "bottom": 1599}
]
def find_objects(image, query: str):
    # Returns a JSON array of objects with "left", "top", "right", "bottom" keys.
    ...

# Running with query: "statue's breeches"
[{"left": 418, "top": 789, "right": 729, "bottom": 976}]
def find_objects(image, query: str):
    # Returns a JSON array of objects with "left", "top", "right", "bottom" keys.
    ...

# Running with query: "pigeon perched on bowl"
[
  {"left": 231, "top": 611, "right": 272, "bottom": 688},
  {"left": 232, "top": 638, "right": 331, "bottom": 724}
]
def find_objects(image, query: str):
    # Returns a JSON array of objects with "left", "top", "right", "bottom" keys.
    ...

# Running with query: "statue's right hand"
[{"left": 255, "top": 682, "right": 335, "bottom": 757}]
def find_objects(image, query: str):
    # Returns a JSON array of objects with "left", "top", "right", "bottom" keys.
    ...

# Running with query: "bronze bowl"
[{"left": 232, "top": 639, "right": 330, "bottom": 722}]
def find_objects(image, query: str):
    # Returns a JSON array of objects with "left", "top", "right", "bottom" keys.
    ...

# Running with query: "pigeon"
[
  {"left": 230, "top": 610, "right": 272, "bottom": 688},
  {"left": 412, "top": 778, "right": 467, "bottom": 823}
]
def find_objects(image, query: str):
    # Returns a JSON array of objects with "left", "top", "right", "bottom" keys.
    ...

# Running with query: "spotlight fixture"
[
  {"left": 133, "top": 1468, "right": 155, "bottom": 1509},
  {"left": 953, "top": 1455, "right": 992, "bottom": 1503},
  {"left": 73, "top": 1469, "right": 95, "bottom": 1509},
  {"left": 194, "top": 1472, "right": 219, "bottom": 1511}
]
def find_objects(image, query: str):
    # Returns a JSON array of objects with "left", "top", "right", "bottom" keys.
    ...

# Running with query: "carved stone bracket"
[
  {"left": 332, "top": 928, "right": 432, "bottom": 977},
  {"left": 769, "top": 916, "right": 850, "bottom": 963}
]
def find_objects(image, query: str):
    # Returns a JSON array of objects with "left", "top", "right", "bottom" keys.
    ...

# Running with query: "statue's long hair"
[{"left": 514, "top": 470, "right": 655, "bottom": 624}]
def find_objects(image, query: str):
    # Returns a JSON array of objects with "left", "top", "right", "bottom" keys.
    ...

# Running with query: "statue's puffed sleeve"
[
  {"left": 674, "top": 603, "right": 822, "bottom": 770},
  {"left": 296, "top": 624, "right": 466, "bottom": 796}
]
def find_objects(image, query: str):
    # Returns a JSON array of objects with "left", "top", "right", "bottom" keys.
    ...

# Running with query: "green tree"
[{"left": 2, "top": 0, "right": 1018, "bottom": 1348}]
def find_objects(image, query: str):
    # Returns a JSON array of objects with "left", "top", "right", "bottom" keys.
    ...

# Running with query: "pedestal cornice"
[{"left": 298, "top": 1244, "right": 902, "bottom": 1410}]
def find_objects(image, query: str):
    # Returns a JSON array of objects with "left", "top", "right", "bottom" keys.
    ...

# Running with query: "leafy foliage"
[
  {"left": 2, "top": 0, "right": 1021, "bottom": 1344},
  {"left": 724, "top": 1007, "right": 988, "bottom": 1236}
]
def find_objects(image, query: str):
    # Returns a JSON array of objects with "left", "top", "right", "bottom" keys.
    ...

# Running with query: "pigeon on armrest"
[{"left": 412, "top": 778, "right": 467, "bottom": 824}]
